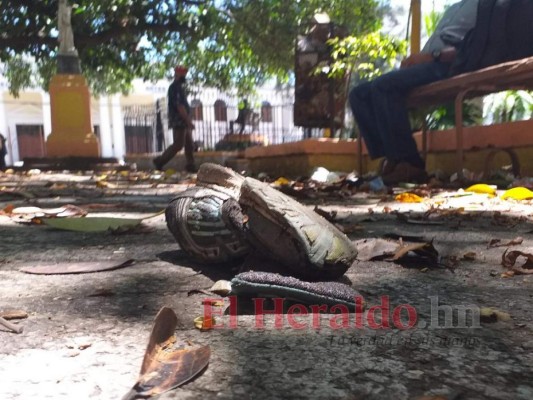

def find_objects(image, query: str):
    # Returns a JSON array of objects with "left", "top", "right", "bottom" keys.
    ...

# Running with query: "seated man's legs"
[
  {"left": 350, "top": 62, "right": 451, "bottom": 182},
  {"left": 349, "top": 81, "right": 385, "bottom": 160}
]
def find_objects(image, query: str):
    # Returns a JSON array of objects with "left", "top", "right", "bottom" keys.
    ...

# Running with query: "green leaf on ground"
[{"left": 41, "top": 217, "right": 143, "bottom": 232}]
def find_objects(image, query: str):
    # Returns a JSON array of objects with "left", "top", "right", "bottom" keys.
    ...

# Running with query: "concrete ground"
[{"left": 0, "top": 168, "right": 532, "bottom": 400}]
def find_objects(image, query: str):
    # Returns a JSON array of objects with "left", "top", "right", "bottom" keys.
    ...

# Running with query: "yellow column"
[
  {"left": 410, "top": 0, "right": 421, "bottom": 54},
  {"left": 46, "top": 74, "right": 100, "bottom": 157}
]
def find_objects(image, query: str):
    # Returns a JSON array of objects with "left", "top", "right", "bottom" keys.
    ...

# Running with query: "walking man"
[{"left": 153, "top": 65, "right": 196, "bottom": 172}]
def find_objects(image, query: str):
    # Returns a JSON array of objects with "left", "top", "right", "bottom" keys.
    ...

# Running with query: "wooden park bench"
[{"left": 357, "top": 55, "right": 533, "bottom": 176}]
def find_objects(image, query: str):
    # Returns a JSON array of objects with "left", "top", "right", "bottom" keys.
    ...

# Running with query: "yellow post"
[
  {"left": 410, "top": 0, "right": 422, "bottom": 54},
  {"left": 46, "top": 0, "right": 100, "bottom": 158},
  {"left": 46, "top": 74, "right": 100, "bottom": 157}
]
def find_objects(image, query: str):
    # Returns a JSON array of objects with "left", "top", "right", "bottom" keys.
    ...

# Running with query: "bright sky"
[{"left": 383, "top": 0, "right": 456, "bottom": 39}]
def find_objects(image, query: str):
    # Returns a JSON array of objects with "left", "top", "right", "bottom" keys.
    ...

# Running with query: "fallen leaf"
[
  {"left": 464, "top": 183, "right": 497, "bottom": 196},
  {"left": 123, "top": 307, "right": 210, "bottom": 399},
  {"left": 354, "top": 238, "right": 399, "bottom": 261},
  {"left": 273, "top": 177, "right": 290, "bottom": 186},
  {"left": 501, "top": 187, "right": 533, "bottom": 201},
  {"left": 390, "top": 242, "right": 439, "bottom": 265},
  {"left": 355, "top": 238, "right": 440, "bottom": 267},
  {"left": 395, "top": 192, "right": 423, "bottom": 203},
  {"left": 20, "top": 259, "right": 135, "bottom": 274},
  {"left": 462, "top": 252, "right": 476, "bottom": 261},
  {"left": 10, "top": 205, "right": 87, "bottom": 222},
  {"left": 0, "top": 310, "right": 28, "bottom": 320},
  {"left": 41, "top": 216, "right": 143, "bottom": 232},
  {"left": 488, "top": 237, "right": 523, "bottom": 248},
  {"left": 209, "top": 280, "right": 232, "bottom": 296},
  {"left": 480, "top": 307, "right": 511, "bottom": 323},
  {"left": 96, "top": 181, "right": 118, "bottom": 189},
  {"left": 501, "top": 249, "right": 533, "bottom": 275},
  {"left": 1, "top": 204, "right": 14, "bottom": 215},
  {"left": 194, "top": 316, "right": 216, "bottom": 331},
  {"left": 314, "top": 206, "right": 337, "bottom": 222}
]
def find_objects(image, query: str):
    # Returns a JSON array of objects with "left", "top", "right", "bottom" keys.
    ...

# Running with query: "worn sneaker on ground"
[{"left": 381, "top": 162, "right": 428, "bottom": 185}]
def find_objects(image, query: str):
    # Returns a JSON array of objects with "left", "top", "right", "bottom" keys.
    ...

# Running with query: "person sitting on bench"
[{"left": 349, "top": 0, "right": 478, "bottom": 185}]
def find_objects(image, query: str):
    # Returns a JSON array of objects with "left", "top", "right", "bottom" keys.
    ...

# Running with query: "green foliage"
[
  {"left": 0, "top": 0, "right": 387, "bottom": 96},
  {"left": 484, "top": 90, "right": 533, "bottom": 123},
  {"left": 424, "top": 10, "right": 443, "bottom": 37},
  {"left": 410, "top": 100, "right": 483, "bottom": 132},
  {"left": 3, "top": 56, "right": 33, "bottom": 97},
  {"left": 329, "top": 32, "right": 406, "bottom": 82}
]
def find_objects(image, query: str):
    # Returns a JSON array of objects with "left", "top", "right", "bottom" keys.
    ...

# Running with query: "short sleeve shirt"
[{"left": 422, "top": 0, "right": 479, "bottom": 53}]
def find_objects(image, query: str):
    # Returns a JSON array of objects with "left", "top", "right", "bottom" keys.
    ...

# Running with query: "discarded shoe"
[
  {"left": 165, "top": 164, "right": 249, "bottom": 263},
  {"left": 222, "top": 176, "right": 358, "bottom": 280},
  {"left": 381, "top": 162, "right": 428, "bottom": 185},
  {"left": 230, "top": 271, "right": 364, "bottom": 311}
]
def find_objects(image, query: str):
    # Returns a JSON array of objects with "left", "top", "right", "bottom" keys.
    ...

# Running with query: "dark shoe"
[
  {"left": 380, "top": 159, "right": 397, "bottom": 175},
  {"left": 185, "top": 164, "right": 197, "bottom": 173},
  {"left": 381, "top": 162, "right": 428, "bottom": 185},
  {"left": 153, "top": 157, "right": 164, "bottom": 171}
]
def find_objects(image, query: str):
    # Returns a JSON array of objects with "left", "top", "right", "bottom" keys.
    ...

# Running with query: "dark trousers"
[
  {"left": 155, "top": 127, "right": 194, "bottom": 168},
  {"left": 349, "top": 62, "right": 451, "bottom": 162}
]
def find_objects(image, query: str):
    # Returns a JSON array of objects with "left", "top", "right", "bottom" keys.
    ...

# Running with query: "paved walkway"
[{"left": 0, "top": 170, "right": 532, "bottom": 399}]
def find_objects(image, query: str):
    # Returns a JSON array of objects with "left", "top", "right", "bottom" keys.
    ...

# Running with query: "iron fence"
[{"left": 121, "top": 100, "right": 334, "bottom": 155}]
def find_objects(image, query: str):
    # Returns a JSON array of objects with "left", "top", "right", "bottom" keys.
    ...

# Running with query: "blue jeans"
[{"left": 349, "top": 62, "right": 451, "bottom": 162}]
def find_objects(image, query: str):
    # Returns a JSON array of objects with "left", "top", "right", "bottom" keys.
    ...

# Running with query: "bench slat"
[{"left": 407, "top": 56, "right": 533, "bottom": 107}]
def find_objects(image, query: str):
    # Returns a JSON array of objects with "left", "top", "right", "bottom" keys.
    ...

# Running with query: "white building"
[{"left": 0, "top": 75, "right": 298, "bottom": 166}]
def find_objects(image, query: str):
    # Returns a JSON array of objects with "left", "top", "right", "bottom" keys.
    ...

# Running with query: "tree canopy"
[{"left": 0, "top": 0, "right": 397, "bottom": 96}]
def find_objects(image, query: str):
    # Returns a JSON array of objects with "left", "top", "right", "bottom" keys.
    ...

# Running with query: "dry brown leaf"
[
  {"left": 462, "top": 252, "right": 476, "bottom": 261},
  {"left": 501, "top": 249, "right": 533, "bottom": 275},
  {"left": 1, "top": 204, "right": 14, "bottom": 215},
  {"left": 194, "top": 316, "right": 216, "bottom": 331},
  {"left": 391, "top": 242, "right": 439, "bottom": 263},
  {"left": 20, "top": 259, "right": 135, "bottom": 275},
  {"left": 209, "top": 280, "right": 232, "bottom": 296},
  {"left": 488, "top": 237, "right": 523, "bottom": 248},
  {"left": 354, "top": 238, "right": 399, "bottom": 261},
  {"left": 313, "top": 206, "right": 337, "bottom": 222},
  {"left": 123, "top": 307, "right": 210, "bottom": 399},
  {"left": 0, "top": 309, "right": 28, "bottom": 320}
]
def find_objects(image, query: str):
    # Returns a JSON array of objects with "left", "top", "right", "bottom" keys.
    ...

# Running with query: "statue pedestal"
[{"left": 46, "top": 74, "right": 100, "bottom": 157}]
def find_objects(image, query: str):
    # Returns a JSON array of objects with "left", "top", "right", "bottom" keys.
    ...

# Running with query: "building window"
[
  {"left": 214, "top": 99, "right": 227, "bottom": 121},
  {"left": 16, "top": 124, "right": 45, "bottom": 159},
  {"left": 261, "top": 101, "right": 272, "bottom": 122},
  {"left": 191, "top": 99, "right": 203, "bottom": 121}
]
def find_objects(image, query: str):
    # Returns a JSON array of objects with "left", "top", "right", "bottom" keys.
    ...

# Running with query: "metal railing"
[{"left": 122, "top": 101, "right": 331, "bottom": 154}]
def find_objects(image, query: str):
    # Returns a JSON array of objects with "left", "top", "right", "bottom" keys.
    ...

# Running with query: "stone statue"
[{"left": 58, "top": 0, "right": 78, "bottom": 55}]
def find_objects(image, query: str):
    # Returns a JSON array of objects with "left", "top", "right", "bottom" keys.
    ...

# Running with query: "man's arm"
[
  {"left": 400, "top": 46, "right": 457, "bottom": 69},
  {"left": 177, "top": 104, "right": 195, "bottom": 129}
]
